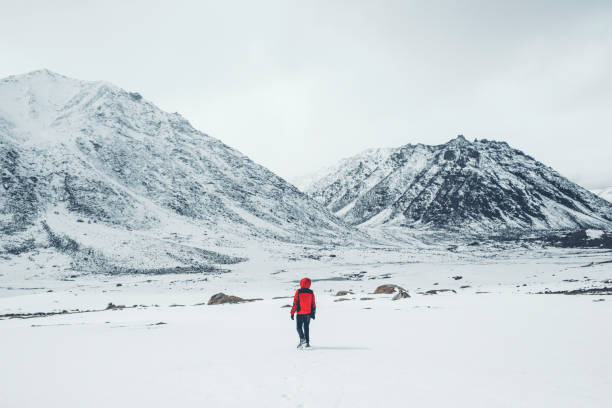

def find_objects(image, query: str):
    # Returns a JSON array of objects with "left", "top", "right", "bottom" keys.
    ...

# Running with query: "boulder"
[
  {"left": 335, "top": 290, "right": 352, "bottom": 296},
  {"left": 392, "top": 290, "right": 410, "bottom": 300},
  {"left": 373, "top": 284, "right": 406, "bottom": 294},
  {"left": 105, "top": 302, "right": 125, "bottom": 310},
  {"left": 207, "top": 293, "right": 262, "bottom": 305}
]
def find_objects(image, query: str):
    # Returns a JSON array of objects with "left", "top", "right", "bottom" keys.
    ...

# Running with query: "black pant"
[{"left": 296, "top": 314, "right": 310, "bottom": 343}]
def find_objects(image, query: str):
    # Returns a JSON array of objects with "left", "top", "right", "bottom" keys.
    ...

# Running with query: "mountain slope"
[
  {"left": 0, "top": 70, "right": 352, "bottom": 273},
  {"left": 301, "top": 135, "right": 612, "bottom": 232},
  {"left": 592, "top": 187, "right": 612, "bottom": 204}
]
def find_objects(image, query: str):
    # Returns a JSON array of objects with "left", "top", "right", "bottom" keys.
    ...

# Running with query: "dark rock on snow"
[
  {"left": 105, "top": 302, "right": 125, "bottom": 310},
  {"left": 424, "top": 289, "right": 457, "bottom": 295},
  {"left": 537, "top": 287, "right": 612, "bottom": 295}
]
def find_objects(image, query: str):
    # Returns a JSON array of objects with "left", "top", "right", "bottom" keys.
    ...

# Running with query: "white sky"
[{"left": 1, "top": 0, "right": 611, "bottom": 188}]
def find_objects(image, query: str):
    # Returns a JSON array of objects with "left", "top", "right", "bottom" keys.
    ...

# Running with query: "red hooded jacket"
[{"left": 291, "top": 278, "right": 316, "bottom": 316}]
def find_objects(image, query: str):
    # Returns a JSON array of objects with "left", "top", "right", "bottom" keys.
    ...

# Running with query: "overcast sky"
[{"left": 1, "top": 0, "right": 611, "bottom": 188}]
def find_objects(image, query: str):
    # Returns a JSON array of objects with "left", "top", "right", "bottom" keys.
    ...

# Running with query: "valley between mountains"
[{"left": 1, "top": 70, "right": 611, "bottom": 408}]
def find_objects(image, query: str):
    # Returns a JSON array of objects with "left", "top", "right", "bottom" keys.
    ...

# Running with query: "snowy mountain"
[
  {"left": 301, "top": 135, "right": 612, "bottom": 232},
  {"left": 592, "top": 187, "right": 612, "bottom": 203},
  {"left": 0, "top": 70, "right": 352, "bottom": 274},
  {"left": 291, "top": 148, "right": 395, "bottom": 193}
]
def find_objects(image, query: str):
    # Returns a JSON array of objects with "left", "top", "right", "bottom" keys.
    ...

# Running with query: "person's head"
[{"left": 300, "top": 277, "right": 311, "bottom": 289}]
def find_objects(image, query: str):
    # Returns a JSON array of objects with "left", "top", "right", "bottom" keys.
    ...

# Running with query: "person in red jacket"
[{"left": 291, "top": 277, "right": 316, "bottom": 348}]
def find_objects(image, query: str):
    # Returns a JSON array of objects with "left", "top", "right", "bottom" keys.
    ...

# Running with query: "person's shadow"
[{"left": 309, "top": 346, "right": 370, "bottom": 351}]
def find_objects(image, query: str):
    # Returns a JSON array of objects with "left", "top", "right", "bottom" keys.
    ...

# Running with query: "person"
[{"left": 290, "top": 277, "right": 316, "bottom": 348}]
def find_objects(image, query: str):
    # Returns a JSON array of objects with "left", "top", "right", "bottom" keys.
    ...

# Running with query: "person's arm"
[
  {"left": 310, "top": 292, "right": 316, "bottom": 319},
  {"left": 290, "top": 290, "right": 299, "bottom": 318}
]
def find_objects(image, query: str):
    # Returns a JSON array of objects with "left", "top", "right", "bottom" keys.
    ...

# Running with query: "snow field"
[
  {"left": 2, "top": 245, "right": 612, "bottom": 407},
  {"left": 1, "top": 292, "right": 611, "bottom": 407}
]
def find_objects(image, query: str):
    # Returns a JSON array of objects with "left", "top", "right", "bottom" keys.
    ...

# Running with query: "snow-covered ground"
[{"left": 2, "top": 244, "right": 612, "bottom": 407}]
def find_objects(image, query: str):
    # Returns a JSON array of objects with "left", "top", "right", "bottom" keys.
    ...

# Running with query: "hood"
[{"left": 300, "top": 278, "right": 311, "bottom": 289}]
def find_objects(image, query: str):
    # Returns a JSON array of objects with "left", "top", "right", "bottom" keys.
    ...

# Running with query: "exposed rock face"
[
  {"left": 301, "top": 135, "right": 612, "bottom": 232},
  {"left": 0, "top": 70, "right": 354, "bottom": 273}
]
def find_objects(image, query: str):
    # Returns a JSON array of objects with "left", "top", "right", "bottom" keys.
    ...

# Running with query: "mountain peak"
[
  {"left": 0, "top": 70, "right": 152, "bottom": 146},
  {"left": 25, "top": 68, "right": 65, "bottom": 78},
  {"left": 2, "top": 69, "right": 75, "bottom": 84},
  {"left": 446, "top": 134, "right": 470, "bottom": 145}
]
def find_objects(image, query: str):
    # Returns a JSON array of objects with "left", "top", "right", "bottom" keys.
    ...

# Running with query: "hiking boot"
[{"left": 297, "top": 339, "right": 305, "bottom": 348}]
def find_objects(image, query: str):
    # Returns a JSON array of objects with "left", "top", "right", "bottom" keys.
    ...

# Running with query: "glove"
[
  {"left": 291, "top": 314, "right": 294, "bottom": 320},
  {"left": 310, "top": 312, "right": 315, "bottom": 320}
]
